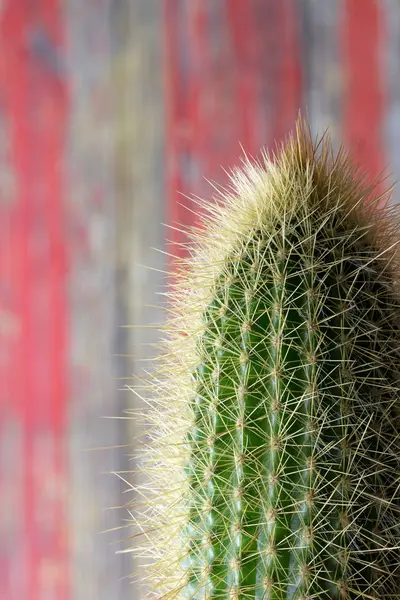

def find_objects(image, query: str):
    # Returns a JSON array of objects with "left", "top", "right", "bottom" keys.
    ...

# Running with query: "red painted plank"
[
  {"left": 164, "top": 0, "right": 191, "bottom": 262},
  {"left": 252, "top": 0, "right": 302, "bottom": 146},
  {"left": 0, "top": 6, "right": 32, "bottom": 597},
  {"left": 275, "top": 0, "right": 302, "bottom": 144},
  {"left": 226, "top": 1, "right": 259, "bottom": 156},
  {"left": 164, "top": 0, "right": 302, "bottom": 265},
  {"left": 0, "top": 1, "right": 69, "bottom": 598},
  {"left": 342, "top": 0, "right": 386, "bottom": 182}
]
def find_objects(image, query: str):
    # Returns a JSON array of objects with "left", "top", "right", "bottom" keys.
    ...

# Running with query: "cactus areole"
[{"left": 132, "top": 122, "right": 400, "bottom": 599}]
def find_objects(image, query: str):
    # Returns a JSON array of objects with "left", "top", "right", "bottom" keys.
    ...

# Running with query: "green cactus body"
[{"left": 132, "top": 123, "right": 400, "bottom": 599}]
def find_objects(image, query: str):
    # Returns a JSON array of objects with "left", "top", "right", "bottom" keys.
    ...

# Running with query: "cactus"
[{"left": 131, "top": 121, "right": 400, "bottom": 599}]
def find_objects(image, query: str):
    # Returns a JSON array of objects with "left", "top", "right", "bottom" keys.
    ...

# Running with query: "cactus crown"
[{"left": 130, "top": 121, "right": 400, "bottom": 599}]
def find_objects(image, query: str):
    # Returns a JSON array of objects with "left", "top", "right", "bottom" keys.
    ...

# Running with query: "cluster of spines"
[{"left": 129, "top": 122, "right": 400, "bottom": 599}]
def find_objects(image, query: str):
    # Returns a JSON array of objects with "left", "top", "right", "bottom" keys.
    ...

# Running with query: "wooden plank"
[
  {"left": 63, "top": 1, "right": 128, "bottom": 598},
  {"left": 300, "top": 0, "right": 342, "bottom": 147},
  {"left": 110, "top": 7, "right": 166, "bottom": 596},
  {"left": 342, "top": 0, "right": 387, "bottom": 183},
  {"left": 164, "top": 0, "right": 302, "bottom": 261},
  {"left": 0, "top": 1, "right": 69, "bottom": 598}
]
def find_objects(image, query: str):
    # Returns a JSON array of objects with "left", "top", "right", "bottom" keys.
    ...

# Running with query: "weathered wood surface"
[{"left": 1, "top": 1, "right": 400, "bottom": 599}]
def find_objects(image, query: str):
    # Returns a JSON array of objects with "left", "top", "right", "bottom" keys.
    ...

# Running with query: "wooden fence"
[{"left": 1, "top": 1, "right": 400, "bottom": 599}]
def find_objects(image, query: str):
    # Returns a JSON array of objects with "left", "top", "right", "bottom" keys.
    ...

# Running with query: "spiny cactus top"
[{"left": 131, "top": 122, "right": 400, "bottom": 599}]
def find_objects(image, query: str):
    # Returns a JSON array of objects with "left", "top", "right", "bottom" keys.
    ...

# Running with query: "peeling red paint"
[
  {"left": 164, "top": 0, "right": 302, "bottom": 263},
  {"left": 0, "top": 1, "right": 69, "bottom": 598},
  {"left": 342, "top": 0, "right": 387, "bottom": 184}
]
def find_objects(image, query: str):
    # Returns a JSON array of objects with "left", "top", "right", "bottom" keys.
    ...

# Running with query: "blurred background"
[{"left": 0, "top": 1, "right": 399, "bottom": 599}]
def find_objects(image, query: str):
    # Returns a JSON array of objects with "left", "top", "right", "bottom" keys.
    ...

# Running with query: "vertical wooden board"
[
  {"left": 109, "top": 1, "right": 165, "bottom": 593},
  {"left": 341, "top": 0, "right": 387, "bottom": 183},
  {"left": 0, "top": 1, "right": 69, "bottom": 599},
  {"left": 299, "top": 0, "right": 343, "bottom": 148},
  {"left": 111, "top": 0, "right": 165, "bottom": 366},
  {"left": 63, "top": 0, "right": 128, "bottom": 598},
  {"left": 164, "top": 0, "right": 302, "bottom": 261},
  {"left": 0, "top": 3, "right": 22, "bottom": 596}
]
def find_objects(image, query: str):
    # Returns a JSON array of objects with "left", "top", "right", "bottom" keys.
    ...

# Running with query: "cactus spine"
[{"left": 131, "top": 122, "right": 400, "bottom": 599}]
